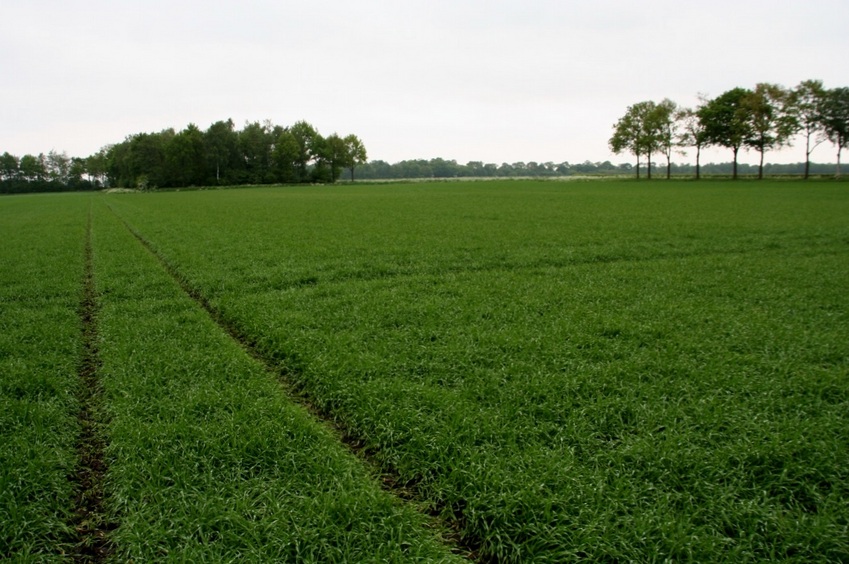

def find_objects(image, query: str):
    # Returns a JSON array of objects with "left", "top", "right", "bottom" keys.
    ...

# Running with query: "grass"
[
  {"left": 0, "top": 194, "right": 88, "bottom": 560},
  {"left": 2, "top": 179, "right": 847, "bottom": 561},
  {"left": 89, "top": 203, "right": 461, "bottom": 561},
  {"left": 102, "top": 179, "right": 849, "bottom": 562}
]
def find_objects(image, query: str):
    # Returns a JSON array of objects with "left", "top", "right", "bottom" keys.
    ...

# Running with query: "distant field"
[{"left": 2, "top": 179, "right": 848, "bottom": 562}]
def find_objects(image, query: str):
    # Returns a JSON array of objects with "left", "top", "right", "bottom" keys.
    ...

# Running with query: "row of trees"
[
  {"left": 3, "top": 150, "right": 840, "bottom": 194},
  {"left": 1, "top": 120, "right": 367, "bottom": 193},
  {"left": 348, "top": 158, "right": 840, "bottom": 180},
  {"left": 0, "top": 150, "right": 96, "bottom": 193},
  {"left": 610, "top": 80, "right": 849, "bottom": 179}
]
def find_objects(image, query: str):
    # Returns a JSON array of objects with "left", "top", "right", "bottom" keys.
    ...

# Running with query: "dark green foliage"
[
  {"left": 699, "top": 88, "right": 754, "bottom": 179},
  {"left": 1, "top": 119, "right": 367, "bottom": 193},
  {"left": 820, "top": 87, "right": 849, "bottom": 176}
]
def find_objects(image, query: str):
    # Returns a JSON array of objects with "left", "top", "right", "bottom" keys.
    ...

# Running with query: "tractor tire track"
[
  {"left": 107, "top": 206, "right": 479, "bottom": 561},
  {"left": 70, "top": 209, "right": 114, "bottom": 562}
]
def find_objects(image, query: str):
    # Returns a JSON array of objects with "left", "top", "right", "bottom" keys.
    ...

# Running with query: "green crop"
[
  {"left": 89, "top": 204, "right": 461, "bottom": 561},
  {"left": 103, "top": 179, "right": 849, "bottom": 562},
  {"left": 0, "top": 194, "right": 88, "bottom": 559},
  {"left": 3, "top": 179, "right": 848, "bottom": 562}
]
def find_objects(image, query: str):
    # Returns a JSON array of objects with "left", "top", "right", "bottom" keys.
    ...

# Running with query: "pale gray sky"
[{"left": 2, "top": 0, "right": 848, "bottom": 166}]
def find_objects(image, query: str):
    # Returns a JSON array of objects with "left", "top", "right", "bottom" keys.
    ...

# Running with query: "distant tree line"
[
  {"left": 344, "top": 158, "right": 839, "bottom": 180},
  {"left": 1, "top": 119, "right": 367, "bottom": 193},
  {"left": 610, "top": 80, "right": 849, "bottom": 180},
  {"left": 0, "top": 150, "right": 97, "bottom": 194}
]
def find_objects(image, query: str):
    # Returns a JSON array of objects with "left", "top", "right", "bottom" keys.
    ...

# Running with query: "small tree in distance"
[
  {"left": 821, "top": 87, "right": 849, "bottom": 178},
  {"left": 699, "top": 88, "right": 754, "bottom": 180},
  {"left": 743, "top": 83, "right": 796, "bottom": 180},
  {"left": 677, "top": 101, "right": 709, "bottom": 180},
  {"left": 343, "top": 134, "right": 368, "bottom": 182},
  {"left": 653, "top": 99, "right": 678, "bottom": 179},
  {"left": 788, "top": 80, "right": 828, "bottom": 179},
  {"left": 610, "top": 101, "right": 661, "bottom": 179}
]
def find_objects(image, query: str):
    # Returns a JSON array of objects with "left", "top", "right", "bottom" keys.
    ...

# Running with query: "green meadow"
[{"left": 2, "top": 179, "right": 848, "bottom": 562}]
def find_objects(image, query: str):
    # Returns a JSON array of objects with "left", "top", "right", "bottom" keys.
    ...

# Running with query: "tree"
[
  {"left": 86, "top": 149, "right": 108, "bottom": 187},
  {"left": 324, "top": 134, "right": 348, "bottom": 182},
  {"left": 743, "top": 83, "right": 794, "bottom": 180},
  {"left": 610, "top": 100, "right": 669, "bottom": 179},
  {"left": 788, "top": 80, "right": 828, "bottom": 179},
  {"left": 0, "top": 152, "right": 19, "bottom": 181},
  {"left": 677, "top": 104, "right": 708, "bottom": 180},
  {"left": 309, "top": 133, "right": 332, "bottom": 182},
  {"left": 68, "top": 157, "right": 88, "bottom": 188},
  {"left": 271, "top": 129, "right": 300, "bottom": 183},
  {"left": 699, "top": 88, "right": 753, "bottom": 179},
  {"left": 204, "top": 119, "right": 238, "bottom": 184},
  {"left": 19, "top": 154, "right": 46, "bottom": 183},
  {"left": 821, "top": 87, "right": 849, "bottom": 178},
  {"left": 45, "top": 150, "right": 70, "bottom": 184},
  {"left": 166, "top": 123, "right": 206, "bottom": 186},
  {"left": 239, "top": 121, "right": 274, "bottom": 184},
  {"left": 343, "top": 134, "right": 367, "bottom": 182},
  {"left": 653, "top": 99, "right": 678, "bottom": 179},
  {"left": 289, "top": 121, "right": 320, "bottom": 182}
]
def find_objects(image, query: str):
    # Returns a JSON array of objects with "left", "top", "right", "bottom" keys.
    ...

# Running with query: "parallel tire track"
[{"left": 109, "top": 207, "right": 478, "bottom": 561}]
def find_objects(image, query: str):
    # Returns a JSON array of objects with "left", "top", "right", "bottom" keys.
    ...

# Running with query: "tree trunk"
[
  {"left": 838, "top": 148, "right": 843, "bottom": 179},
  {"left": 695, "top": 144, "right": 701, "bottom": 180},
  {"left": 758, "top": 149, "right": 764, "bottom": 180},
  {"left": 805, "top": 134, "right": 812, "bottom": 180},
  {"left": 647, "top": 152, "right": 652, "bottom": 180},
  {"left": 732, "top": 147, "right": 739, "bottom": 180},
  {"left": 635, "top": 154, "right": 640, "bottom": 179},
  {"left": 666, "top": 155, "right": 671, "bottom": 180}
]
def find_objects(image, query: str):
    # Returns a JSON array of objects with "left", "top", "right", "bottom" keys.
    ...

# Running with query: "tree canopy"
[
  {"left": 614, "top": 79, "right": 848, "bottom": 180},
  {"left": 1, "top": 119, "right": 367, "bottom": 193}
]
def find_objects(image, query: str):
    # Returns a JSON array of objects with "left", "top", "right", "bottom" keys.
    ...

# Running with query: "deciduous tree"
[
  {"left": 289, "top": 121, "right": 320, "bottom": 182},
  {"left": 788, "top": 80, "right": 828, "bottom": 179},
  {"left": 19, "top": 154, "right": 46, "bottom": 182},
  {"left": 610, "top": 102, "right": 652, "bottom": 179},
  {"left": 167, "top": 123, "right": 206, "bottom": 186},
  {"left": 0, "top": 152, "right": 19, "bottom": 181},
  {"left": 821, "top": 87, "right": 849, "bottom": 177},
  {"left": 204, "top": 119, "right": 238, "bottom": 184},
  {"left": 271, "top": 129, "right": 300, "bottom": 183},
  {"left": 699, "top": 88, "right": 753, "bottom": 179},
  {"left": 743, "top": 83, "right": 795, "bottom": 179},
  {"left": 677, "top": 104, "right": 709, "bottom": 180},
  {"left": 239, "top": 121, "right": 274, "bottom": 184},
  {"left": 343, "top": 134, "right": 367, "bottom": 182},
  {"left": 653, "top": 99, "right": 678, "bottom": 179}
]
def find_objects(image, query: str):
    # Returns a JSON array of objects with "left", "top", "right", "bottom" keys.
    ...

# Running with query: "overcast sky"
[{"left": 2, "top": 0, "right": 848, "bottom": 166}]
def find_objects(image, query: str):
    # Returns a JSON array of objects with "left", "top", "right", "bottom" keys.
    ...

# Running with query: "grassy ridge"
[
  {"left": 0, "top": 195, "right": 89, "bottom": 559},
  {"left": 104, "top": 180, "right": 849, "bottom": 561},
  {"left": 90, "top": 203, "right": 461, "bottom": 561}
]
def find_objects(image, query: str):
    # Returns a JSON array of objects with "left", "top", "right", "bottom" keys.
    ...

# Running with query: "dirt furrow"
[{"left": 70, "top": 211, "right": 114, "bottom": 563}]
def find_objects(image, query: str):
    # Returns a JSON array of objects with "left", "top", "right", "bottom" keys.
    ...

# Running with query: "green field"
[{"left": 2, "top": 179, "right": 848, "bottom": 562}]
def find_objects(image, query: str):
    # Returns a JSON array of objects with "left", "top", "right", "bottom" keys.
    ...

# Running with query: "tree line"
[
  {"left": 0, "top": 119, "right": 367, "bottom": 193},
  {"left": 610, "top": 80, "right": 849, "bottom": 180},
  {"left": 345, "top": 158, "right": 842, "bottom": 180}
]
